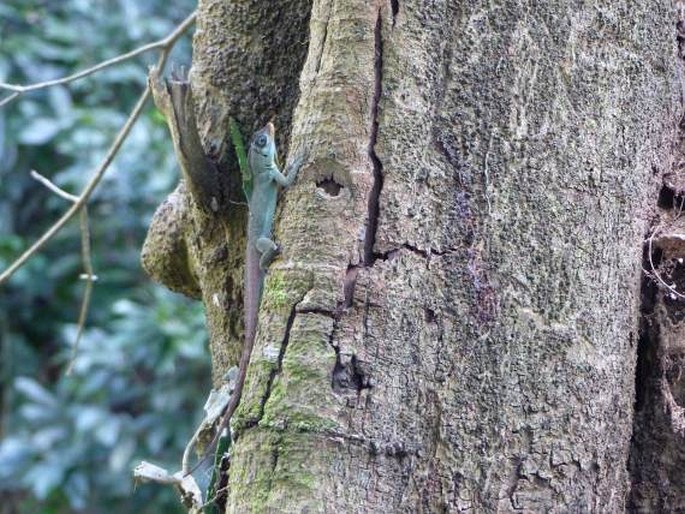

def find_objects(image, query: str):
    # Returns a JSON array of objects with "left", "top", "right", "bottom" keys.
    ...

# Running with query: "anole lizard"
[{"left": 192, "top": 121, "right": 300, "bottom": 476}]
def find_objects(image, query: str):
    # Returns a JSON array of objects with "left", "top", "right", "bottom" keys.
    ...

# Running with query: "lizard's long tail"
[{"left": 183, "top": 244, "right": 263, "bottom": 476}]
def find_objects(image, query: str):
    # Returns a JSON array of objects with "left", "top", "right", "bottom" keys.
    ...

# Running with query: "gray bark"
[{"left": 144, "top": 0, "right": 684, "bottom": 511}]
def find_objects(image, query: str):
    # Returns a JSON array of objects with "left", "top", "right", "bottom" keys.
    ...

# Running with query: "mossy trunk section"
[{"left": 151, "top": 0, "right": 683, "bottom": 511}]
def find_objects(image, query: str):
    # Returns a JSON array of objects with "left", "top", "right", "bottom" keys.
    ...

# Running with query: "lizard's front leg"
[
  {"left": 269, "top": 153, "right": 304, "bottom": 188},
  {"left": 255, "top": 237, "right": 279, "bottom": 271}
]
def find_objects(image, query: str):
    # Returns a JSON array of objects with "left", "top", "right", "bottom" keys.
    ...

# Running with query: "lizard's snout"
[{"left": 265, "top": 122, "right": 275, "bottom": 138}]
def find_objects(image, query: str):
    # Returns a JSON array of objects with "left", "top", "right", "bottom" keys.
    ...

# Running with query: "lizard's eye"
[{"left": 255, "top": 134, "right": 268, "bottom": 148}]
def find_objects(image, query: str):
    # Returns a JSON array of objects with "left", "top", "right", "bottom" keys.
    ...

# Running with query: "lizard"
[
  {"left": 146, "top": 69, "right": 301, "bottom": 495},
  {"left": 189, "top": 120, "right": 300, "bottom": 477}
]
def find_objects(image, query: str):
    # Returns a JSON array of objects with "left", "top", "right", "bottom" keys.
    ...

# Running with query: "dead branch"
[
  {"left": 0, "top": 11, "right": 197, "bottom": 286},
  {"left": 0, "top": 12, "right": 197, "bottom": 108}
]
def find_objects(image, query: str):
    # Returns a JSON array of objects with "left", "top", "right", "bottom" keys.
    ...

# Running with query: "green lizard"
[
  {"left": 201, "top": 121, "right": 300, "bottom": 475},
  {"left": 237, "top": 120, "right": 299, "bottom": 421}
]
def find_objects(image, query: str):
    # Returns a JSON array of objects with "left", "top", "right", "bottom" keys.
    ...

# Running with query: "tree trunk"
[{"left": 144, "top": 0, "right": 684, "bottom": 511}]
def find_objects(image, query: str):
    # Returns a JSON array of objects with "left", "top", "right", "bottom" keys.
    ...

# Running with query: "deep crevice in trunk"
[
  {"left": 629, "top": 147, "right": 685, "bottom": 512},
  {"left": 364, "top": 8, "right": 385, "bottom": 266},
  {"left": 628, "top": 9, "right": 685, "bottom": 508},
  {"left": 628, "top": 226, "right": 685, "bottom": 511}
]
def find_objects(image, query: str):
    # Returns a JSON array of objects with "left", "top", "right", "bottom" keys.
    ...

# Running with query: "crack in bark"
[
  {"left": 364, "top": 9, "right": 385, "bottom": 266},
  {"left": 314, "top": 6, "right": 331, "bottom": 74},
  {"left": 390, "top": 0, "right": 399, "bottom": 27},
  {"left": 402, "top": 243, "right": 457, "bottom": 258},
  {"left": 372, "top": 243, "right": 460, "bottom": 262},
  {"left": 269, "top": 442, "right": 280, "bottom": 481},
  {"left": 342, "top": 265, "right": 359, "bottom": 309},
  {"left": 634, "top": 239, "right": 659, "bottom": 413},
  {"left": 256, "top": 294, "right": 307, "bottom": 424},
  {"left": 298, "top": 307, "right": 337, "bottom": 317}
]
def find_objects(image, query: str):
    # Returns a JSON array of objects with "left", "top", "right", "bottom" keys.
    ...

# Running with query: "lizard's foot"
[
  {"left": 260, "top": 247, "right": 280, "bottom": 272},
  {"left": 257, "top": 237, "right": 280, "bottom": 271}
]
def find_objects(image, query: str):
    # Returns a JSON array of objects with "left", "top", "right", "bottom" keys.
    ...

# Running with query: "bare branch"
[
  {"left": 0, "top": 92, "right": 20, "bottom": 109},
  {"left": 30, "top": 170, "right": 79, "bottom": 202},
  {"left": 0, "top": 11, "right": 197, "bottom": 108},
  {"left": 0, "top": 11, "right": 196, "bottom": 286},
  {"left": 66, "top": 206, "right": 95, "bottom": 376},
  {"left": 30, "top": 170, "right": 97, "bottom": 372},
  {"left": 0, "top": 92, "right": 149, "bottom": 285}
]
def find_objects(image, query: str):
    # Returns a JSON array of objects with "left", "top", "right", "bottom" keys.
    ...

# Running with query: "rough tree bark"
[{"left": 143, "top": 0, "right": 685, "bottom": 512}]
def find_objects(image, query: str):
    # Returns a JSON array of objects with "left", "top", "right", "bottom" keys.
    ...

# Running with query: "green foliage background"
[{"left": 0, "top": 1, "right": 210, "bottom": 512}]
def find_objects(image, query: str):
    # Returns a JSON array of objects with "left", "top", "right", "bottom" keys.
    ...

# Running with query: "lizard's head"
[{"left": 249, "top": 122, "right": 276, "bottom": 170}]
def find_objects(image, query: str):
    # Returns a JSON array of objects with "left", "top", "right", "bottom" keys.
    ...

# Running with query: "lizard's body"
[
  {"left": 244, "top": 121, "right": 292, "bottom": 346},
  {"left": 207, "top": 122, "right": 298, "bottom": 460}
]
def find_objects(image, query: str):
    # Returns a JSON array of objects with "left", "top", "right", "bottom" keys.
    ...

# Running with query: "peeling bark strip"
[
  {"left": 143, "top": 68, "right": 249, "bottom": 381},
  {"left": 147, "top": 68, "right": 226, "bottom": 213}
]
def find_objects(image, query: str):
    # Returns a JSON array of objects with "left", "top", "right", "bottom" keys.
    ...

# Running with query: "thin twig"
[
  {"left": 0, "top": 92, "right": 148, "bottom": 284},
  {"left": 647, "top": 224, "right": 685, "bottom": 299},
  {"left": 0, "top": 92, "right": 20, "bottom": 109},
  {"left": 200, "top": 484, "right": 230, "bottom": 510},
  {"left": 0, "top": 11, "right": 196, "bottom": 286},
  {"left": 0, "top": 11, "right": 197, "bottom": 108},
  {"left": 66, "top": 207, "right": 95, "bottom": 375},
  {"left": 30, "top": 170, "right": 97, "bottom": 374},
  {"left": 30, "top": 170, "right": 79, "bottom": 202}
]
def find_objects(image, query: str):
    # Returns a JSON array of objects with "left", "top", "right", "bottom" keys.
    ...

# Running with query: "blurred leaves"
[
  {"left": 1, "top": 290, "right": 207, "bottom": 512},
  {"left": 0, "top": 0, "right": 204, "bottom": 513}
]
